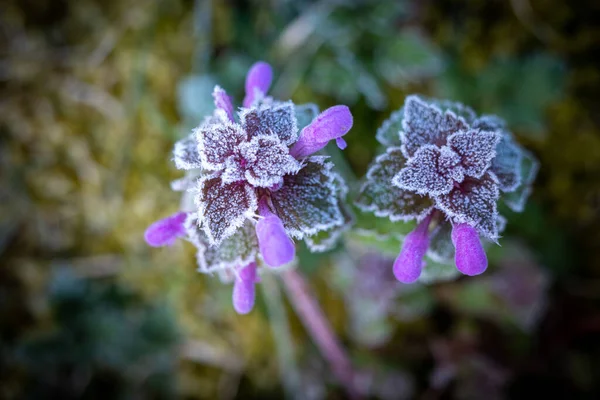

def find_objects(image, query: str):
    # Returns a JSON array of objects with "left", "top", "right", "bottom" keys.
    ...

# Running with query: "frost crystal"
[
  {"left": 196, "top": 175, "right": 257, "bottom": 246},
  {"left": 435, "top": 172, "right": 500, "bottom": 241},
  {"left": 238, "top": 135, "right": 302, "bottom": 187},
  {"left": 356, "top": 94, "right": 539, "bottom": 282},
  {"left": 241, "top": 101, "right": 298, "bottom": 145},
  {"left": 447, "top": 129, "right": 501, "bottom": 179},
  {"left": 400, "top": 95, "right": 468, "bottom": 158},
  {"left": 356, "top": 148, "right": 434, "bottom": 221},
  {"left": 270, "top": 158, "right": 344, "bottom": 239},
  {"left": 145, "top": 61, "right": 353, "bottom": 314},
  {"left": 393, "top": 145, "right": 464, "bottom": 196}
]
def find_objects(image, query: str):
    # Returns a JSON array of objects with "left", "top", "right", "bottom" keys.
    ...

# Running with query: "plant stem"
[{"left": 281, "top": 268, "right": 361, "bottom": 399}]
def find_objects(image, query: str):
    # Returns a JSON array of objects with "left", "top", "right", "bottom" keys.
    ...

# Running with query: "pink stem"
[{"left": 281, "top": 268, "right": 362, "bottom": 399}]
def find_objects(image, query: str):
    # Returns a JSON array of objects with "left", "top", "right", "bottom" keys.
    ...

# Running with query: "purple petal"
[
  {"left": 212, "top": 85, "right": 235, "bottom": 122},
  {"left": 256, "top": 200, "right": 295, "bottom": 267},
  {"left": 232, "top": 262, "right": 257, "bottom": 314},
  {"left": 290, "top": 105, "right": 353, "bottom": 158},
  {"left": 335, "top": 137, "right": 347, "bottom": 150},
  {"left": 243, "top": 61, "right": 273, "bottom": 108},
  {"left": 451, "top": 223, "right": 488, "bottom": 276},
  {"left": 144, "top": 212, "right": 187, "bottom": 247},
  {"left": 393, "top": 217, "right": 431, "bottom": 283}
]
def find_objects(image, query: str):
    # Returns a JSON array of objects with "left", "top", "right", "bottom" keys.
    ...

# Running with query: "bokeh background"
[{"left": 2, "top": 0, "right": 600, "bottom": 398}]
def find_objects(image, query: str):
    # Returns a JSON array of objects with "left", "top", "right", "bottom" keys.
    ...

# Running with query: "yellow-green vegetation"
[{"left": 2, "top": 0, "right": 599, "bottom": 398}]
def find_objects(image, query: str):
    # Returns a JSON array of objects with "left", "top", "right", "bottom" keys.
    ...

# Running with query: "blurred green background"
[{"left": 2, "top": 0, "right": 600, "bottom": 398}]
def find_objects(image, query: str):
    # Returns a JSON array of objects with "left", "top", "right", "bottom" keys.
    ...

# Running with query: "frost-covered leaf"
[
  {"left": 185, "top": 215, "right": 258, "bottom": 273},
  {"left": 503, "top": 148, "right": 539, "bottom": 212},
  {"left": 504, "top": 186, "right": 532, "bottom": 213},
  {"left": 171, "top": 172, "right": 201, "bottom": 192},
  {"left": 173, "top": 136, "right": 202, "bottom": 170},
  {"left": 400, "top": 95, "right": 468, "bottom": 158},
  {"left": 239, "top": 135, "right": 302, "bottom": 188},
  {"left": 295, "top": 103, "right": 319, "bottom": 131},
  {"left": 473, "top": 115, "right": 506, "bottom": 131},
  {"left": 305, "top": 208, "right": 351, "bottom": 253},
  {"left": 491, "top": 135, "right": 522, "bottom": 192},
  {"left": 270, "top": 158, "right": 343, "bottom": 239},
  {"left": 220, "top": 155, "right": 246, "bottom": 184},
  {"left": 392, "top": 145, "right": 464, "bottom": 196},
  {"left": 306, "top": 184, "right": 353, "bottom": 253},
  {"left": 375, "top": 108, "right": 404, "bottom": 147},
  {"left": 447, "top": 129, "right": 501, "bottom": 179},
  {"left": 427, "top": 220, "right": 454, "bottom": 264},
  {"left": 430, "top": 99, "right": 477, "bottom": 124},
  {"left": 519, "top": 148, "right": 539, "bottom": 186},
  {"left": 195, "top": 175, "right": 257, "bottom": 245},
  {"left": 356, "top": 147, "right": 434, "bottom": 221},
  {"left": 196, "top": 119, "right": 246, "bottom": 170},
  {"left": 241, "top": 101, "right": 298, "bottom": 145},
  {"left": 435, "top": 172, "right": 500, "bottom": 240},
  {"left": 496, "top": 215, "right": 507, "bottom": 234}
]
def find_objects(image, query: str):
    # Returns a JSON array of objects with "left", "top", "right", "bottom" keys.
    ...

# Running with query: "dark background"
[{"left": 1, "top": 0, "right": 600, "bottom": 398}]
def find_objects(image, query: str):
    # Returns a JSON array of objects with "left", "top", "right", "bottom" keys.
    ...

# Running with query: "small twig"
[{"left": 281, "top": 268, "right": 362, "bottom": 399}]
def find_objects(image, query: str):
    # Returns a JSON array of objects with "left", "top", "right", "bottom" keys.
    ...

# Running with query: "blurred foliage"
[
  {"left": 2, "top": 0, "right": 600, "bottom": 398},
  {"left": 13, "top": 269, "right": 180, "bottom": 399}
]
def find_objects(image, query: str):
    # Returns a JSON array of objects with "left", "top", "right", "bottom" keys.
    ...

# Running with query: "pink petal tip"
[
  {"left": 212, "top": 85, "right": 235, "bottom": 122},
  {"left": 232, "top": 263, "right": 257, "bottom": 314},
  {"left": 144, "top": 212, "right": 187, "bottom": 247},
  {"left": 393, "top": 228, "right": 430, "bottom": 283},
  {"left": 256, "top": 200, "right": 295, "bottom": 267},
  {"left": 290, "top": 105, "right": 353, "bottom": 158},
  {"left": 451, "top": 223, "right": 488, "bottom": 276},
  {"left": 243, "top": 61, "right": 273, "bottom": 108}
]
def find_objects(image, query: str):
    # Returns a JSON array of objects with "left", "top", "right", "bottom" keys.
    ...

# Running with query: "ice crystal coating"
[
  {"left": 400, "top": 95, "right": 468, "bottom": 158},
  {"left": 305, "top": 172, "right": 354, "bottom": 252},
  {"left": 447, "top": 129, "right": 501, "bottom": 179},
  {"left": 356, "top": 94, "right": 539, "bottom": 282},
  {"left": 173, "top": 136, "right": 203, "bottom": 170},
  {"left": 196, "top": 119, "right": 247, "bottom": 171},
  {"left": 144, "top": 212, "right": 187, "bottom": 247},
  {"left": 185, "top": 215, "right": 258, "bottom": 274},
  {"left": 503, "top": 148, "right": 539, "bottom": 212},
  {"left": 375, "top": 108, "right": 404, "bottom": 147},
  {"left": 270, "top": 158, "right": 344, "bottom": 239},
  {"left": 146, "top": 61, "right": 353, "bottom": 312},
  {"left": 196, "top": 175, "right": 257, "bottom": 246},
  {"left": 238, "top": 135, "right": 302, "bottom": 187},
  {"left": 212, "top": 85, "right": 234, "bottom": 122},
  {"left": 241, "top": 101, "right": 298, "bottom": 145},
  {"left": 232, "top": 262, "right": 258, "bottom": 314},
  {"left": 393, "top": 145, "right": 464, "bottom": 196},
  {"left": 356, "top": 148, "right": 434, "bottom": 221},
  {"left": 435, "top": 172, "right": 500, "bottom": 241},
  {"left": 490, "top": 134, "right": 522, "bottom": 192}
]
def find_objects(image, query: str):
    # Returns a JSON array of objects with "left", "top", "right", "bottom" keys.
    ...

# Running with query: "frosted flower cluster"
[
  {"left": 145, "top": 62, "right": 353, "bottom": 314},
  {"left": 356, "top": 95, "right": 538, "bottom": 283}
]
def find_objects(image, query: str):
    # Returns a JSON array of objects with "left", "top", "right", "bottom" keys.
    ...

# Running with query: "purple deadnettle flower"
[
  {"left": 356, "top": 95, "right": 539, "bottom": 283},
  {"left": 145, "top": 61, "right": 353, "bottom": 313}
]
